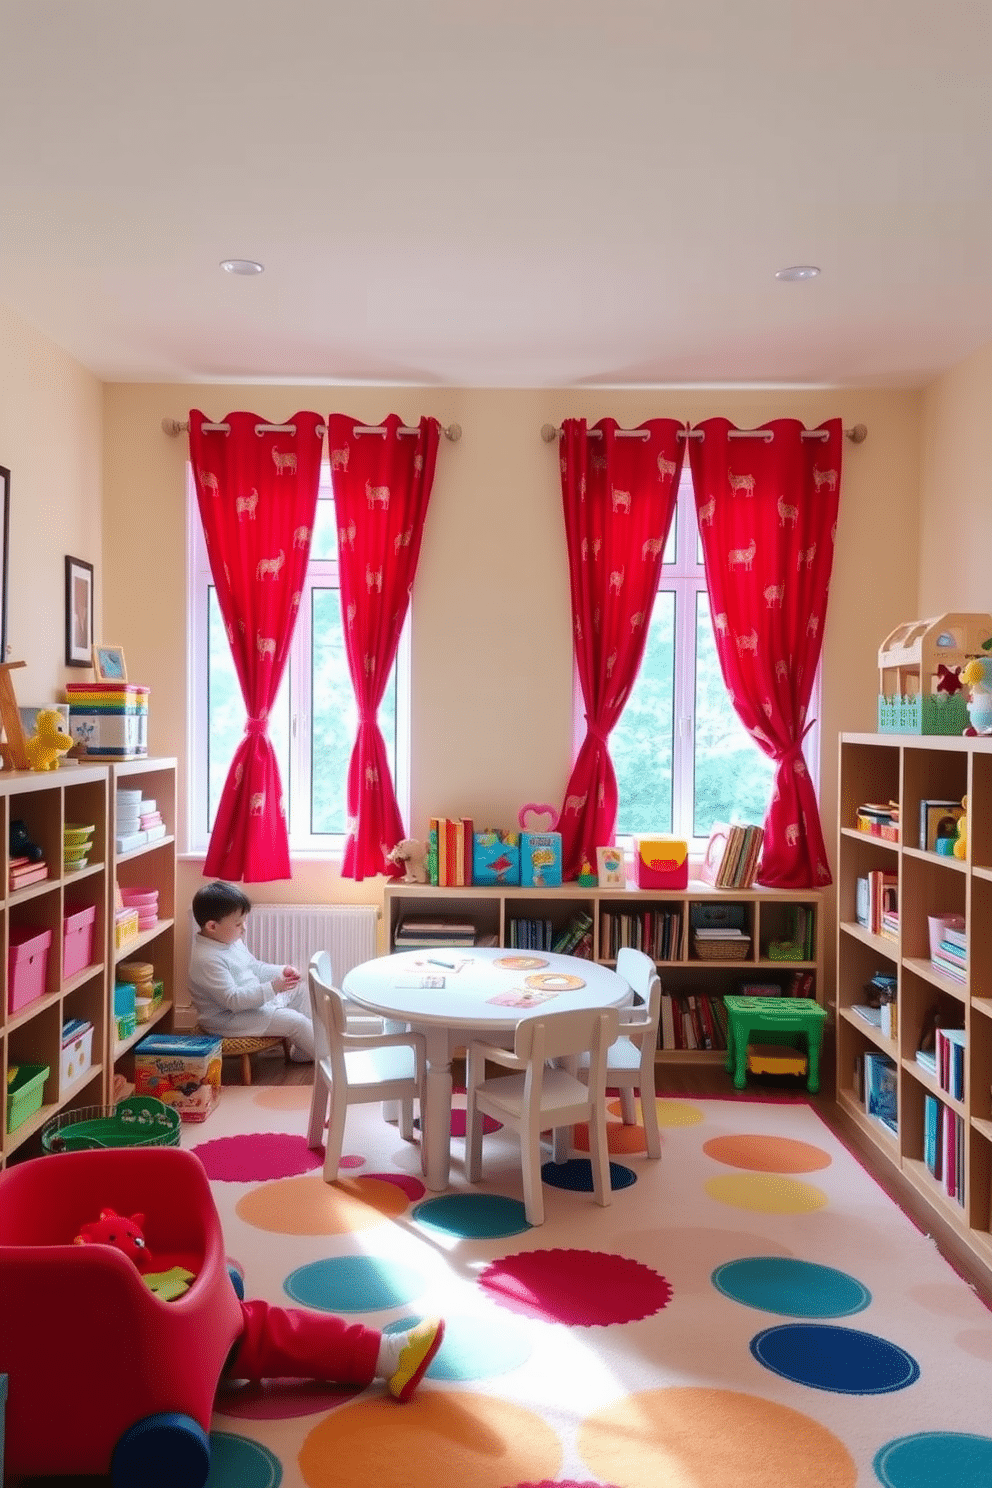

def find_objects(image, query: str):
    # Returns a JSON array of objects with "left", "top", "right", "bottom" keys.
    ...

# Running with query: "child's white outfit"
[{"left": 188, "top": 934, "right": 315, "bottom": 1060}]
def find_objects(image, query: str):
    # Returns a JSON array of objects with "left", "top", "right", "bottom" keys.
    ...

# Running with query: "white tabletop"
[{"left": 342, "top": 945, "right": 632, "bottom": 1030}]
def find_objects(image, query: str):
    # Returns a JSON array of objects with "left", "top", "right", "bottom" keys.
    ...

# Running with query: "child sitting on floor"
[{"left": 188, "top": 880, "right": 315, "bottom": 1062}]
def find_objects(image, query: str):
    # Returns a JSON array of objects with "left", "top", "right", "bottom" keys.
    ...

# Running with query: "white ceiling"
[{"left": 2, "top": 1, "right": 991, "bottom": 390}]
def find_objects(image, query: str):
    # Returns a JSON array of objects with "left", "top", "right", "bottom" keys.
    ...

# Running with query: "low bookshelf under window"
[{"left": 383, "top": 879, "right": 823, "bottom": 1063}]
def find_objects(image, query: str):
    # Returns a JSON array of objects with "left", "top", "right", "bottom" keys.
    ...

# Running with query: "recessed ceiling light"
[
  {"left": 775, "top": 265, "right": 820, "bottom": 281},
  {"left": 220, "top": 259, "right": 264, "bottom": 275}
]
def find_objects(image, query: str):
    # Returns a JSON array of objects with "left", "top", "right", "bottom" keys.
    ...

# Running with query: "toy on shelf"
[
  {"left": 9, "top": 819, "right": 43, "bottom": 863},
  {"left": 24, "top": 707, "right": 74, "bottom": 770},
  {"left": 877, "top": 613, "right": 992, "bottom": 734},
  {"left": 954, "top": 796, "right": 968, "bottom": 860},
  {"left": 960, "top": 657, "right": 992, "bottom": 734},
  {"left": 385, "top": 837, "right": 428, "bottom": 883}
]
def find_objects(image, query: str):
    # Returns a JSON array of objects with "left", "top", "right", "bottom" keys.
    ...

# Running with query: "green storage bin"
[{"left": 6, "top": 1064, "right": 50, "bottom": 1132}]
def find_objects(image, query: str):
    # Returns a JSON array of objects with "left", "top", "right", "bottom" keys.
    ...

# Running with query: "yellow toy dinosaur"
[{"left": 25, "top": 708, "right": 74, "bottom": 771}]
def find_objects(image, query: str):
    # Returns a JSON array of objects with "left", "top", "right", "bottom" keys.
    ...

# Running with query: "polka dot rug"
[{"left": 183, "top": 1090, "right": 992, "bottom": 1488}]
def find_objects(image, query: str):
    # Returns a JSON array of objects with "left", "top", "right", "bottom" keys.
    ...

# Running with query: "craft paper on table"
[
  {"left": 488, "top": 987, "right": 561, "bottom": 1007},
  {"left": 393, "top": 974, "right": 446, "bottom": 989}
]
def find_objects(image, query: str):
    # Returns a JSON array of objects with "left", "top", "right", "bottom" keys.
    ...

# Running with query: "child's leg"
[
  {"left": 227, "top": 1300, "right": 380, "bottom": 1385},
  {"left": 260, "top": 986, "right": 315, "bottom": 1060}
]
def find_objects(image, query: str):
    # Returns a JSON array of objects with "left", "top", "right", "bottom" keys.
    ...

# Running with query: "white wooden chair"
[
  {"left": 465, "top": 1005, "right": 620, "bottom": 1226},
  {"left": 577, "top": 946, "right": 662, "bottom": 1159},
  {"left": 309, "top": 949, "right": 384, "bottom": 1035},
  {"left": 306, "top": 955, "right": 425, "bottom": 1182}
]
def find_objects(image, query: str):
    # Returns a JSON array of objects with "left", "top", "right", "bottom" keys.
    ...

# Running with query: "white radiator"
[{"left": 244, "top": 904, "right": 380, "bottom": 982}]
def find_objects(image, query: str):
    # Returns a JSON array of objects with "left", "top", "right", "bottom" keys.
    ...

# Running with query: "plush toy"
[
  {"left": 954, "top": 796, "right": 968, "bottom": 860},
  {"left": 74, "top": 1207, "right": 154, "bottom": 1272},
  {"left": 386, "top": 838, "right": 428, "bottom": 883},
  {"left": 24, "top": 708, "right": 74, "bottom": 771},
  {"left": 9, "top": 818, "right": 43, "bottom": 862},
  {"left": 960, "top": 658, "right": 992, "bottom": 735}
]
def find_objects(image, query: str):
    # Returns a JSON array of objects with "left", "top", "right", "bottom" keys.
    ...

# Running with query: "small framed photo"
[
  {"left": 65, "top": 555, "right": 94, "bottom": 667},
  {"left": 92, "top": 644, "right": 127, "bottom": 683},
  {"left": 596, "top": 845, "right": 626, "bottom": 888}
]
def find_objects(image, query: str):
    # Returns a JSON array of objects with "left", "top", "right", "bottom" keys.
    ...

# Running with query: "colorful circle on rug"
[
  {"left": 704, "top": 1171, "right": 828, "bottom": 1214},
  {"left": 236, "top": 1174, "right": 408, "bottom": 1235},
  {"left": 572, "top": 1120, "right": 659, "bottom": 1154},
  {"left": 362, "top": 1171, "right": 426, "bottom": 1200},
  {"left": 285, "top": 1254, "right": 430, "bottom": 1313},
  {"left": 873, "top": 1431, "right": 992, "bottom": 1487},
  {"left": 192, "top": 1132, "right": 324, "bottom": 1182},
  {"left": 712, "top": 1257, "right": 871, "bottom": 1317},
  {"left": 448, "top": 1108, "right": 502, "bottom": 1137},
  {"left": 478, "top": 1248, "right": 672, "bottom": 1326},
  {"left": 383, "top": 1311, "right": 533, "bottom": 1380},
  {"left": 206, "top": 1431, "right": 282, "bottom": 1487},
  {"left": 751, "top": 1323, "right": 920, "bottom": 1394},
  {"left": 299, "top": 1391, "right": 562, "bottom": 1488},
  {"left": 579, "top": 1387, "right": 856, "bottom": 1488},
  {"left": 609, "top": 1097, "right": 704, "bottom": 1128},
  {"left": 495, "top": 955, "right": 549, "bottom": 970},
  {"left": 215, "top": 1376, "right": 363, "bottom": 1421},
  {"left": 412, "top": 1193, "right": 531, "bottom": 1238},
  {"left": 512, "top": 1482, "right": 616, "bottom": 1488},
  {"left": 338, "top": 1154, "right": 365, "bottom": 1168},
  {"left": 540, "top": 1158, "right": 637, "bottom": 1193},
  {"left": 252, "top": 1086, "right": 312, "bottom": 1110},
  {"left": 703, "top": 1132, "right": 831, "bottom": 1173}
]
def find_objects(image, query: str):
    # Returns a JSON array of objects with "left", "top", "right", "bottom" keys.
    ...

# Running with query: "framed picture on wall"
[
  {"left": 65, "top": 554, "right": 93, "bottom": 667},
  {"left": 0, "top": 468, "right": 9, "bottom": 664},
  {"left": 92, "top": 644, "right": 127, "bottom": 683}
]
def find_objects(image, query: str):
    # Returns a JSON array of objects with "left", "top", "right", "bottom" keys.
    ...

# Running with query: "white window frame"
[
  {"left": 606, "top": 465, "right": 820, "bottom": 851},
  {"left": 186, "top": 464, "right": 410, "bottom": 857}
]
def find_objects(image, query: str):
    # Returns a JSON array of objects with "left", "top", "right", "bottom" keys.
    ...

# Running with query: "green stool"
[{"left": 723, "top": 995, "right": 828, "bottom": 1093}]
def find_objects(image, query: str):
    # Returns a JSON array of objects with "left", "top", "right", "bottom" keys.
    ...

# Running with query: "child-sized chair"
[
  {"left": 577, "top": 946, "right": 663, "bottom": 1159},
  {"left": 0, "top": 1145, "right": 244, "bottom": 1486}
]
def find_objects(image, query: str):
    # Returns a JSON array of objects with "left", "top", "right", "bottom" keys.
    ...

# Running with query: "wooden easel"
[{"left": 0, "top": 662, "right": 29, "bottom": 771}]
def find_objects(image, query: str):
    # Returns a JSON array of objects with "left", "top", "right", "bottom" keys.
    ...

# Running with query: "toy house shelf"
[
  {"left": 384, "top": 879, "right": 824, "bottom": 1061},
  {"left": 837, "top": 732, "right": 992, "bottom": 1289},
  {"left": 0, "top": 757, "right": 176, "bottom": 1168}
]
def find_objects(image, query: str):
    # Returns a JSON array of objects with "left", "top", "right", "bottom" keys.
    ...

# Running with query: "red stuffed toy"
[{"left": 74, "top": 1207, "right": 154, "bottom": 1273}]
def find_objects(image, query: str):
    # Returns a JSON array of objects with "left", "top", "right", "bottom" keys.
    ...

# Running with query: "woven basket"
[{"left": 693, "top": 934, "right": 750, "bottom": 961}]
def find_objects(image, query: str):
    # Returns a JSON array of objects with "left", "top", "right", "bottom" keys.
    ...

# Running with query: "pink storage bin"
[
  {"left": 8, "top": 927, "right": 53, "bottom": 1013},
  {"left": 63, "top": 902, "right": 97, "bottom": 980}
]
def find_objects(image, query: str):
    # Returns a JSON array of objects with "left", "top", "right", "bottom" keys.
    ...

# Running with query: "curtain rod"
[
  {"left": 540, "top": 422, "right": 867, "bottom": 444},
  {"left": 161, "top": 417, "right": 462, "bottom": 441}
]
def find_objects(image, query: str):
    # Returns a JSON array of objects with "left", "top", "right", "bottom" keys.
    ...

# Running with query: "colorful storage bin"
[
  {"left": 7, "top": 927, "right": 53, "bottom": 1014},
  {"left": 631, "top": 835, "right": 689, "bottom": 889},
  {"left": 60, "top": 1021, "right": 94, "bottom": 1087},
  {"left": 63, "top": 902, "right": 97, "bottom": 979},
  {"left": 133, "top": 1034, "right": 222, "bottom": 1123},
  {"left": 65, "top": 682, "right": 149, "bottom": 760},
  {"left": 6, "top": 1064, "right": 49, "bottom": 1132}
]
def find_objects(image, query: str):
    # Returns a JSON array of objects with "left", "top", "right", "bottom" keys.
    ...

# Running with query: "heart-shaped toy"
[{"left": 518, "top": 802, "right": 560, "bottom": 832}]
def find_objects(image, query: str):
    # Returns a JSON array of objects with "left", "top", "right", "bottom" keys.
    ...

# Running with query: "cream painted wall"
[
  {"left": 919, "top": 340, "right": 992, "bottom": 613},
  {"left": 101, "top": 383, "right": 924, "bottom": 1004},
  {"left": 0, "top": 304, "right": 103, "bottom": 703}
]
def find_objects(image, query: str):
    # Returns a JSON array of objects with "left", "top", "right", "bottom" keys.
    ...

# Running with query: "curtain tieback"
[
  {"left": 584, "top": 717, "right": 610, "bottom": 746},
  {"left": 777, "top": 720, "right": 815, "bottom": 765},
  {"left": 244, "top": 716, "right": 269, "bottom": 736}
]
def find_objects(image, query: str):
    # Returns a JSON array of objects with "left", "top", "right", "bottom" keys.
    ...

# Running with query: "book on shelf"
[
  {"left": 935, "top": 1027, "right": 967, "bottom": 1101},
  {"left": 924, "top": 1093, "right": 940, "bottom": 1176},
  {"left": 864, "top": 1050, "right": 898, "bottom": 1133},
  {"left": 856, "top": 801, "right": 900, "bottom": 841},
  {"left": 919, "top": 798, "right": 965, "bottom": 853},
  {"left": 851, "top": 1003, "right": 882, "bottom": 1027},
  {"left": 393, "top": 917, "right": 477, "bottom": 948},
  {"left": 551, "top": 911, "right": 594, "bottom": 955},
  {"left": 915, "top": 1047, "right": 937, "bottom": 1077}
]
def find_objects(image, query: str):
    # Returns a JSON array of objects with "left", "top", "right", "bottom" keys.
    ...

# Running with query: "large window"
[
  {"left": 612, "top": 466, "right": 788, "bottom": 847},
  {"left": 188, "top": 466, "right": 407, "bottom": 854}
]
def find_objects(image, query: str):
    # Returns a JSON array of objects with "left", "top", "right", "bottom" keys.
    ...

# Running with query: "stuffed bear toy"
[{"left": 9, "top": 818, "right": 43, "bottom": 863}]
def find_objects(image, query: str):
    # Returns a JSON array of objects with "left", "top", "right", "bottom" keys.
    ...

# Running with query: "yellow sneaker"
[{"left": 388, "top": 1318, "right": 445, "bottom": 1402}]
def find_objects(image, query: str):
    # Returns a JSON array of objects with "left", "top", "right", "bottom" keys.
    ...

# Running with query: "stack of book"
[
  {"left": 551, "top": 911, "right": 594, "bottom": 957},
  {"left": 856, "top": 800, "right": 900, "bottom": 840},
  {"left": 855, "top": 870, "right": 898, "bottom": 939},
  {"left": 393, "top": 917, "right": 477, "bottom": 950},
  {"left": 931, "top": 923, "right": 966, "bottom": 983},
  {"left": 698, "top": 822, "right": 764, "bottom": 888},
  {"left": 924, "top": 1093, "right": 966, "bottom": 1206},
  {"left": 935, "top": 1026, "right": 967, "bottom": 1101},
  {"left": 9, "top": 855, "right": 49, "bottom": 892},
  {"left": 599, "top": 906, "right": 682, "bottom": 960},
  {"left": 659, "top": 992, "right": 729, "bottom": 1051},
  {"left": 427, "top": 817, "right": 474, "bottom": 886}
]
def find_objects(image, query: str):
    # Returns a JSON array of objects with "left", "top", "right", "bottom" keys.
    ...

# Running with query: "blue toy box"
[{"left": 520, "top": 831, "right": 563, "bottom": 888}]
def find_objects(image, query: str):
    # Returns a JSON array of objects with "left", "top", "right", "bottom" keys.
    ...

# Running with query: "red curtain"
[
  {"left": 688, "top": 417, "right": 842, "bottom": 888},
  {"left": 327, "top": 413, "right": 440, "bottom": 881},
  {"left": 189, "top": 409, "right": 323, "bottom": 882},
  {"left": 558, "top": 418, "right": 685, "bottom": 879}
]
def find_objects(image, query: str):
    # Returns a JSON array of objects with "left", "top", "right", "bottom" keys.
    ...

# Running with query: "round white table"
[{"left": 342, "top": 946, "right": 632, "bottom": 1191}]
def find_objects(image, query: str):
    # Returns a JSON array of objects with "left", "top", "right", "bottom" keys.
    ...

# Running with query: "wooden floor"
[{"left": 237, "top": 1038, "right": 992, "bottom": 1310}]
